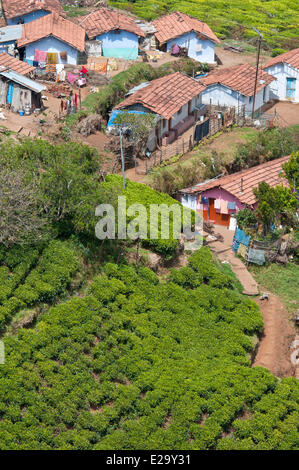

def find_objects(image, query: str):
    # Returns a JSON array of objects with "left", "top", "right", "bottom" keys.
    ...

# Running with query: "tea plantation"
[
  {"left": 0, "top": 246, "right": 298, "bottom": 450},
  {"left": 110, "top": 0, "right": 299, "bottom": 52}
]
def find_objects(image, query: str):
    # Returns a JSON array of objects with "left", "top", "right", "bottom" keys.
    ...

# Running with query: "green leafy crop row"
[
  {"left": 0, "top": 240, "right": 80, "bottom": 332},
  {"left": 0, "top": 247, "right": 297, "bottom": 450}
]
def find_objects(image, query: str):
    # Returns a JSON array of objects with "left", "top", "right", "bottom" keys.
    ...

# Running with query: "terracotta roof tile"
[
  {"left": 18, "top": 13, "right": 85, "bottom": 52},
  {"left": 152, "top": 11, "right": 220, "bottom": 46},
  {"left": 199, "top": 63, "right": 275, "bottom": 97},
  {"left": 264, "top": 48, "right": 299, "bottom": 71},
  {"left": 2, "top": 0, "right": 66, "bottom": 20},
  {"left": 114, "top": 72, "right": 206, "bottom": 119},
  {"left": 79, "top": 8, "right": 145, "bottom": 39},
  {"left": 0, "top": 52, "right": 35, "bottom": 75},
  {"left": 180, "top": 155, "right": 290, "bottom": 206}
]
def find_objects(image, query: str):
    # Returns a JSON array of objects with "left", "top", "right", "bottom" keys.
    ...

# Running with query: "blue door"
[
  {"left": 286, "top": 77, "right": 296, "bottom": 99},
  {"left": 7, "top": 81, "right": 14, "bottom": 104}
]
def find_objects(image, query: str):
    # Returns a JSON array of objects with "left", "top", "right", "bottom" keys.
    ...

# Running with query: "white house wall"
[
  {"left": 264, "top": 62, "right": 299, "bottom": 102},
  {"left": 166, "top": 31, "right": 215, "bottom": 64},
  {"left": 202, "top": 84, "right": 245, "bottom": 110},
  {"left": 25, "top": 36, "right": 79, "bottom": 65},
  {"left": 202, "top": 83, "right": 270, "bottom": 112}
]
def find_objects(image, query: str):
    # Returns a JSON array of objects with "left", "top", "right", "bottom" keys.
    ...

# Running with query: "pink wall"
[{"left": 196, "top": 188, "right": 245, "bottom": 211}]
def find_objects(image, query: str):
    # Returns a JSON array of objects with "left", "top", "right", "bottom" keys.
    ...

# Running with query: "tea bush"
[
  {"left": 0, "top": 240, "right": 80, "bottom": 331},
  {"left": 0, "top": 247, "right": 297, "bottom": 450}
]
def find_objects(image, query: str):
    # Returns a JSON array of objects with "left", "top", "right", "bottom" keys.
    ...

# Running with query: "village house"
[
  {"left": 17, "top": 13, "right": 86, "bottom": 65},
  {"left": 111, "top": 72, "right": 206, "bottom": 150},
  {"left": 199, "top": 64, "right": 275, "bottom": 113},
  {"left": 79, "top": 8, "right": 145, "bottom": 60},
  {"left": 152, "top": 11, "right": 220, "bottom": 64},
  {"left": 0, "top": 66, "right": 45, "bottom": 112},
  {"left": 179, "top": 156, "right": 290, "bottom": 230},
  {"left": 1, "top": 0, "right": 66, "bottom": 26},
  {"left": 0, "top": 25, "right": 23, "bottom": 55},
  {"left": 263, "top": 48, "right": 299, "bottom": 102}
]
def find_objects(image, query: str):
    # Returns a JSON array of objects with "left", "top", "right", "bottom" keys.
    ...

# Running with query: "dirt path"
[{"left": 253, "top": 293, "right": 296, "bottom": 378}]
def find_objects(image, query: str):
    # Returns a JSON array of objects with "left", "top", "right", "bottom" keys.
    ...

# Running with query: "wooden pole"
[{"left": 252, "top": 36, "right": 261, "bottom": 120}]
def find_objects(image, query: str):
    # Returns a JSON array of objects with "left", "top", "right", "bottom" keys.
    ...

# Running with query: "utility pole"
[
  {"left": 119, "top": 127, "right": 126, "bottom": 190},
  {"left": 252, "top": 27, "right": 264, "bottom": 120}
]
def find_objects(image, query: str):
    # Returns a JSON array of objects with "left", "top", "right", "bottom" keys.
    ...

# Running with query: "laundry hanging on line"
[
  {"left": 214, "top": 199, "right": 221, "bottom": 209},
  {"left": 220, "top": 200, "right": 228, "bottom": 214}
]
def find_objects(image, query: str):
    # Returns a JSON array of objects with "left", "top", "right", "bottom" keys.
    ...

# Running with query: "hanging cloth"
[
  {"left": 220, "top": 200, "right": 228, "bottom": 214},
  {"left": 214, "top": 199, "right": 221, "bottom": 209},
  {"left": 47, "top": 52, "right": 58, "bottom": 64}
]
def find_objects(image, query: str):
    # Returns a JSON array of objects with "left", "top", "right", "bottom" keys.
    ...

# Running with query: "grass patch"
[
  {"left": 250, "top": 263, "right": 299, "bottom": 314},
  {"left": 63, "top": 6, "right": 90, "bottom": 17}
]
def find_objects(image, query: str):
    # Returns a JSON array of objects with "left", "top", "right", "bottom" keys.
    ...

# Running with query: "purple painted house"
[{"left": 179, "top": 156, "right": 290, "bottom": 230}]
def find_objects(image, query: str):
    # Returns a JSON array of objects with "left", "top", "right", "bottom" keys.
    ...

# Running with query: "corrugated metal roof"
[
  {"left": 0, "top": 25, "right": 22, "bottom": 43},
  {"left": 0, "top": 70, "right": 45, "bottom": 93}
]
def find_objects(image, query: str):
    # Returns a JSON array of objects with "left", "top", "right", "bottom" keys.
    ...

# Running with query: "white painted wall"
[
  {"left": 25, "top": 36, "right": 79, "bottom": 65},
  {"left": 166, "top": 31, "right": 215, "bottom": 64},
  {"left": 170, "top": 102, "right": 189, "bottom": 127},
  {"left": 264, "top": 62, "right": 299, "bottom": 102},
  {"left": 202, "top": 83, "right": 270, "bottom": 112}
]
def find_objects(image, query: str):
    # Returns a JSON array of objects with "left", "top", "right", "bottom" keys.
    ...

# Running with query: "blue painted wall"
[
  {"left": 166, "top": 31, "right": 215, "bottom": 64},
  {"left": 7, "top": 10, "right": 50, "bottom": 25},
  {"left": 96, "top": 30, "right": 139, "bottom": 60},
  {"left": 25, "top": 36, "right": 79, "bottom": 65}
]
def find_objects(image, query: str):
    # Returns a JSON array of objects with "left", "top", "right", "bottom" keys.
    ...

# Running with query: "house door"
[
  {"left": 208, "top": 199, "right": 230, "bottom": 227},
  {"left": 286, "top": 78, "right": 296, "bottom": 99}
]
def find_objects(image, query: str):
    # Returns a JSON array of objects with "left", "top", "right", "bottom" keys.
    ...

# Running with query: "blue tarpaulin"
[
  {"left": 234, "top": 227, "right": 251, "bottom": 247},
  {"left": 107, "top": 110, "right": 147, "bottom": 129}
]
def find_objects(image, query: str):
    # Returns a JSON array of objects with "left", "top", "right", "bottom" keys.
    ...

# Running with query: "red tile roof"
[
  {"left": 114, "top": 72, "right": 206, "bottom": 119},
  {"left": 0, "top": 52, "right": 35, "bottom": 75},
  {"left": 199, "top": 63, "right": 275, "bottom": 97},
  {"left": 180, "top": 155, "right": 290, "bottom": 206},
  {"left": 79, "top": 8, "right": 145, "bottom": 39},
  {"left": 152, "top": 11, "right": 220, "bottom": 46},
  {"left": 264, "top": 48, "right": 299, "bottom": 71},
  {"left": 2, "top": 0, "right": 66, "bottom": 20},
  {"left": 18, "top": 13, "right": 86, "bottom": 52}
]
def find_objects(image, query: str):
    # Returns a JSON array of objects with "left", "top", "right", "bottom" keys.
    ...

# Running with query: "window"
[
  {"left": 177, "top": 107, "right": 183, "bottom": 115},
  {"left": 249, "top": 96, "right": 253, "bottom": 103}
]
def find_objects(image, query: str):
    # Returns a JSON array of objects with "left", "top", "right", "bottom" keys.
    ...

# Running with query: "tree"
[
  {"left": 282, "top": 152, "right": 299, "bottom": 190},
  {"left": 111, "top": 111, "right": 156, "bottom": 160},
  {"left": 0, "top": 139, "right": 103, "bottom": 241},
  {"left": 253, "top": 181, "right": 298, "bottom": 234},
  {"left": 0, "top": 169, "right": 49, "bottom": 247}
]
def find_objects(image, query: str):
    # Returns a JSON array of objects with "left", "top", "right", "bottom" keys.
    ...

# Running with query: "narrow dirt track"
[{"left": 253, "top": 293, "right": 296, "bottom": 378}]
